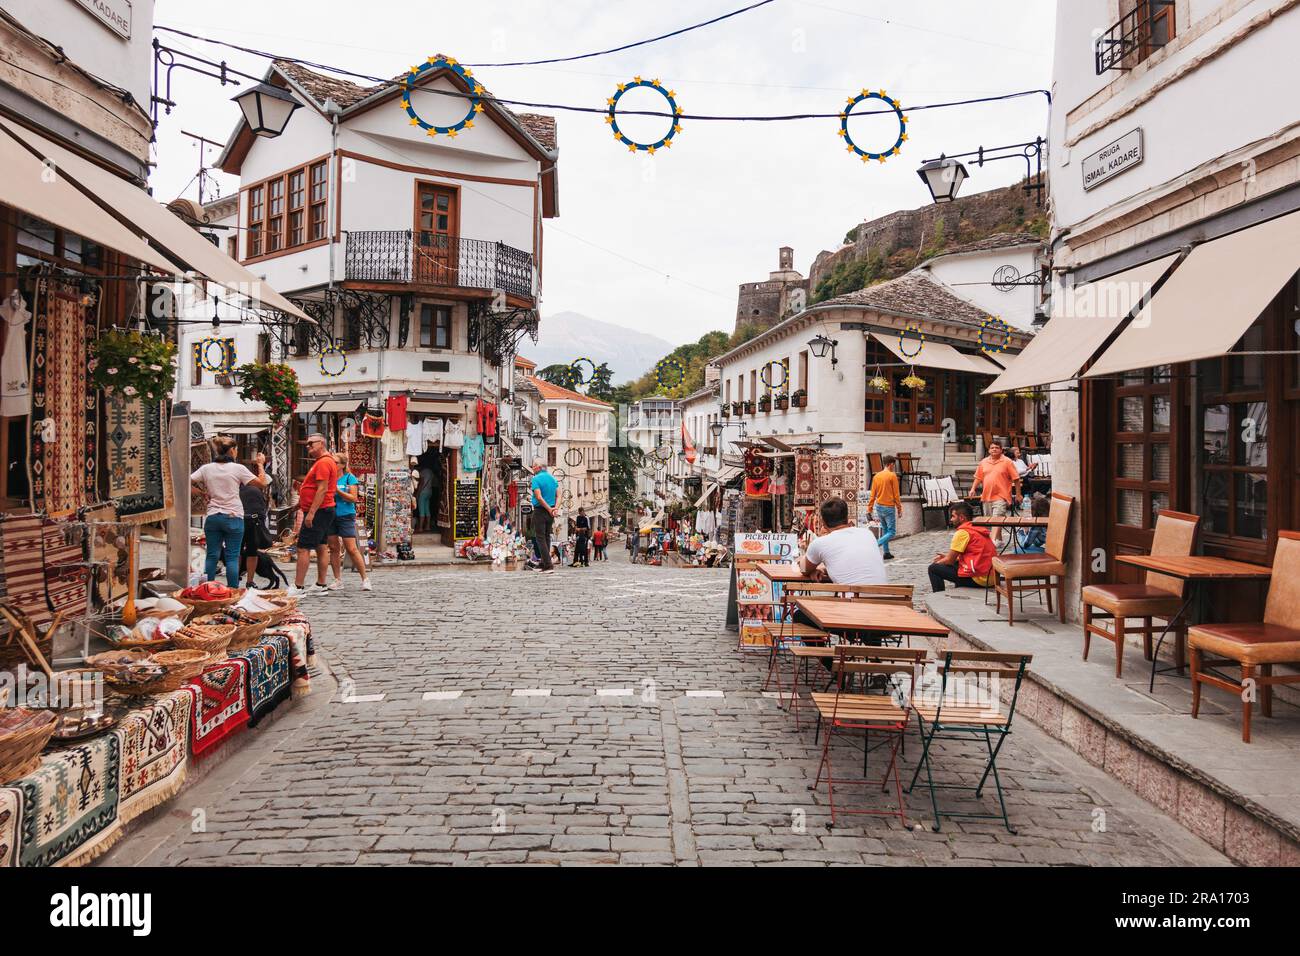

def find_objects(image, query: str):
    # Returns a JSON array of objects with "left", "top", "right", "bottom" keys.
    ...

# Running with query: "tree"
[
  {"left": 537, "top": 363, "right": 578, "bottom": 389},
  {"left": 588, "top": 362, "right": 615, "bottom": 401}
]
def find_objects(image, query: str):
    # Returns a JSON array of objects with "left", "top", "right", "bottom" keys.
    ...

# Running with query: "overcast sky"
[{"left": 150, "top": 0, "right": 1055, "bottom": 345}]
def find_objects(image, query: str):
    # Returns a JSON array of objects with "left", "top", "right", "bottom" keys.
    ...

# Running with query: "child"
[{"left": 1016, "top": 495, "right": 1050, "bottom": 553}]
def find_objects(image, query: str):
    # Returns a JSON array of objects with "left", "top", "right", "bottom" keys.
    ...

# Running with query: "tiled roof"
[
  {"left": 514, "top": 355, "right": 537, "bottom": 369},
  {"left": 931, "top": 232, "right": 1044, "bottom": 257},
  {"left": 271, "top": 59, "right": 557, "bottom": 150},
  {"left": 819, "top": 270, "right": 990, "bottom": 329},
  {"left": 529, "top": 375, "right": 613, "bottom": 407}
]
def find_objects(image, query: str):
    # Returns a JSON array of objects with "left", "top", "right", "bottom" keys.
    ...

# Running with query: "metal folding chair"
[{"left": 906, "top": 649, "right": 1032, "bottom": 833}]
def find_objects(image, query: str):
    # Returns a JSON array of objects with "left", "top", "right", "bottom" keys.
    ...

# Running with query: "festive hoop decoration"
[
  {"left": 563, "top": 447, "right": 584, "bottom": 467},
  {"left": 655, "top": 358, "right": 685, "bottom": 390},
  {"left": 568, "top": 357, "right": 596, "bottom": 385},
  {"left": 400, "top": 55, "right": 482, "bottom": 139},
  {"left": 838, "top": 89, "right": 907, "bottom": 164},
  {"left": 551, "top": 467, "right": 568, "bottom": 481},
  {"left": 760, "top": 360, "right": 788, "bottom": 390},
  {"left": 197, "top": 336, "right": 234, "bottom": 374},
  {"left": 606, "top": 77, "right": 682, "bottom": 154},
  {"left": 978, "top": 316, "right": 1013, "bottom": 355},
  {"left": 562, "top": 489, "right": 574, "bottom": 506},
  {"left": 897, "top": 322, "right": 925, "bottom": 360},
  {"left": 318, "top": 342, "right": 348, "bottom": 377},
  {"left": 653, "top": 442, "right": 674, "bottom": 463}
]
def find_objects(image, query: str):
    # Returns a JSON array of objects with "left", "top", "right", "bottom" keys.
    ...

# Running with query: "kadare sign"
[{"left": 1082, "top": 128, "right": 1143, "bottom": 191}]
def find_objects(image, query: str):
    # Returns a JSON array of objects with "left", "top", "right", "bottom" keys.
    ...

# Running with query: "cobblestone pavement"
[{"left": 107, "top": 532, "right": 1229, "bottom": 867}]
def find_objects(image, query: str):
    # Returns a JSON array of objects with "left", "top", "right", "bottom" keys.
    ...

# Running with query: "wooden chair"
[
  {"left": 866, "top": 452, "right": 884, "bottom": 482},
  {"left": 1081, "top": 510, "right": 1200, "bottom": 677},
  {"left": 1189, "top": 530, "right": 1300, "bottom": 743},
  {"left": 896, "top": 453, "right": 931, "bottom": 497},
  {"left": 811, "top": 647, "right": 923, "bottom": 828},
  {"left": 906, "top": 649, "right": 1032, "bottom": 833},
  {"left": 990, "top": 492, "right": 1074, "bottom": 625}
]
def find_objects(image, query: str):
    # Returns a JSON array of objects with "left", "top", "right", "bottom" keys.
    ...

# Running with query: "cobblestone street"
[{"left": 107, "top": 533, "right": 1228, "bottom": 867}]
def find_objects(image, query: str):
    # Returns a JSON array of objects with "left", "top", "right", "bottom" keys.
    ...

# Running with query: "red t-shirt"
[
  {"left": 592, "top": 529, "right": 607, "bottom": 546},
  {"left": 299, "top": 456, "right": 339, "bottom": 511}
]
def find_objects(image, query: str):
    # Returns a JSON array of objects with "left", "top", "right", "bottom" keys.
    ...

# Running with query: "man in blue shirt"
[{"left": 529, "top": 458, "right": 558, "bottom": 574}]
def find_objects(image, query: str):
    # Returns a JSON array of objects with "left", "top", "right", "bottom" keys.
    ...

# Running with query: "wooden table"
[
  {"left": 795, "top": 598, "right": 949, "bottom": 641},
  {"left": 756, "top": 562, "right": 811, "bottom": 584},
  {"left": 972, "top": 515, "right": 1048, "bottom": 554},
  {"left": 1115, "top": 554, "right": 1272, "bottom": 690}
]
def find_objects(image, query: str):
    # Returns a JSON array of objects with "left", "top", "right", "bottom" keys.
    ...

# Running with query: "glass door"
[{"left": 414, "top": 184, "right": 459, "bottom": 286}]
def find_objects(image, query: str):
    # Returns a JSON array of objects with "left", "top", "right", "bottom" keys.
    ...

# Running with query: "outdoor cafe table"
[
  {"left": 794, "top": 598, "right": 949, "bottom": 644},
  {"left": 972, "top": 515, "right": 1048, "bottom": 553},
  {"left": 1115, "top": 554, "right": 1272, "bottom": 691},
  {"left": 756, "top": 562, "right": 811, "bottom": 584}
]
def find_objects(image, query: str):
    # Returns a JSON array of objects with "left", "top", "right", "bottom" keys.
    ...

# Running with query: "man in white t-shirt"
[{"left": 799, "top": 497, "right": 887, "bottom": 585}]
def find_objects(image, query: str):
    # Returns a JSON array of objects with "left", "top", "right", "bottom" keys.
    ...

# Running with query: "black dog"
[{"left": 252, "top": 552, "right": 289, "bottom": 590}]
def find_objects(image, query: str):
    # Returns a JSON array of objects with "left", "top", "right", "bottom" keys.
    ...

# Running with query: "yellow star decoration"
[
  {"left": 846, "top": 96, "right": 855, "bottom": 105},
  {"left": 465, "top": 120, "right": 475, "bottom": 129},
  {"left": 673, "top": 124, "right": 682, "bottom": 133},
  {"left": 474, "top": 84, "right": 485, "bottom": 94},
  {"left": 463, "top": 68, "right": 473, "bottom": 77},
  {"left": 891, "top": 146, "right": 900, "bottom": 155},
  {"left": 861, "top": 154, "right": 871, "bottom": 163},
  {"left": 653, "top": 78, "right": 660, "bottom": 85},
  {"left": 633, "top": 75, "right": 642, "bottom": 83},
  {"left": 877, "top": 155, "right": 887, "bottom": 163},
  {"left": 613, "top": 132, "right": 623, "bottom": 141},
  {"left": 447, "top": 129, "right": 458, "bottom": 138},
  {"left": 410, "top": 65, "right": 419, "bottom": 74},
  {"left": 401, "top": 97, "right": 410, "bottom": 108},
  {"left": 607, "top": 97, "right": 616, "bottom": 106},
  {"left": 837, "top": 129, "right": 846, "bottom": 138},
  {"left": 604, "top": 115, "right": 614, "bottom": 124},
  {"left": 426, "top": 129, "right": 438, "bottom": 137},
  {"left": 900, "top": 133, "right": 909, "bottom": 142},
  {"left": 877, "top": 89, "right": 887, "bottom": 97},
  {"left": 426, "top": 56, "right": 436, "bottom": 64},
  {"left": 860, "top": 89, "right": 869, "bottom": 97},
  {"left": 647, "top": 145, "right": 656, "bottom": 155},
  {"left": 847, "top": 145, "right": 855, "bottom": 153},
  {"left": 628, "top": 143, "right": 637, "bottom": 152},
  {"left": 901, "top": 115, "right": 909, "bottom": 123},
  {"left": 668, "top": 90, "right": 676, "bottom": 97},
  {"left": 663, "top": 139, "right": 672, "bottom": 148},
  {"left": 409, "top": 117, "right": 420, "bottom": 126},
  {"left": 674, "top": 107, "right": 683, "bottom": 116},
  {"left": 617, "top": 83, "right": 626, "bottom": 92},
  {"left": 446, "top": 57, "right": 458, "bottom": 66},
  {"left": 474, "top": 103, "right": 484, "bottom": 113}
]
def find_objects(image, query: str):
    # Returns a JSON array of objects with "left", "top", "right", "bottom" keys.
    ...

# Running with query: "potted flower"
[
  {"left": 774, "top": 392, "right": 789, "bottom": 411},
  {"left": 732, "top": 401, "right": 743, "bottom": 415},
  {"left": 743, "top": 400, "right": 756, "bottom": 415},
  {"left": 757, "top": 394, "right": 771, "bottom": 413},
  {"left": 90, "top": 330, "right": 178, "bottom": 402},
  {"left": 721, "top": 405, "right": 730, "bottom": 419},
  {"left": 867, "top": 374, "right": 890, "bottom": 394},
  {"left": 703, "top": 445, "right": 718, "bottom": 456},
  {"left": 901, "top": 372, "right": 927, "bottom": 391},
  {"left": 791, "top": 388, "right": 807, "bottom": 408},
  {"left": 234, "top": 362, "right": 301, "bottom": 422}
]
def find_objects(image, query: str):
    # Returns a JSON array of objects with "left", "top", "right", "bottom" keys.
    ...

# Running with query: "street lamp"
[
  {"left": 917, "top": 157, "right": 968, "bottom": 203},
  {"left": 709, "top": 421, "right": 724, "bottom": 440},
  {"left": 233, "top": 83, "right": 301, "bottom": 138},
  {"left": 808, "top": 334, "right": 839, "bottom": 368}
]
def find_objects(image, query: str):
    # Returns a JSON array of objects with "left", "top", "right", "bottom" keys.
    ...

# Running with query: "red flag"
[{"left": 681, "top": 420, "right": 697, "bottom": 465}]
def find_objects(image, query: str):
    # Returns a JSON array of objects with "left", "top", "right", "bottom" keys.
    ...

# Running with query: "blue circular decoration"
[
  {"left": 760, "top": 360, "right": 788, "bottom": 389},
  {"left": 319, "top": 342, "right": 348, "bottom": 377},
  {"left": 978, "top": 316, "right": 1012, "bottom": 355},
  {"left": 569, "top": 357, "right": 595, "bottom": 385},
  {"left": 606, "top": 77, "right": 682, "bottom": 154},
  {"left": 898, "top": 323, "right": 925, "bottom": 360},
  {"left": 655, "top": 358, "right": 685, "bottom": 390},
  {"left": 198, "top": 336, "right": 234, "bottom": 373},
  {"left": 839, "top": 89, "right": 907, "bottom": 164},
  {"left": 401, "top": 55, "right": 482, "bottom": 139}
]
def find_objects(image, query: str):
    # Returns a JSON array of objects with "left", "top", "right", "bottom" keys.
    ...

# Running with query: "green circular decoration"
[
  {"left": 569, "top": 357, "right": 595, "bottom": 385},
  {"left": 198, "top": 336, "right": 234, "bottom": 373},
  {"left": 318, "top": 342, "right": 348, "bottom": 377},
  {"left": 607, "top": 77, "right": 682, "bottom": 154},
  {"left": 655, "top": 358, "right": 685, "bottom": 390},
  {"left": 401, "top": 55, "right": 482, "bottom": 139},
  {"left": 898, "top": 322, "right": 926, "bottom": 360},
  {"left": 839, "top": 89, "right": 907, "bottom": 164},
  {"left": 978, "top": 316, "right": 1012, "bottom": 355}
]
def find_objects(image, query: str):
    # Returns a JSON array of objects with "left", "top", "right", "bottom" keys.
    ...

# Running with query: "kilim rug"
[
  {"left": 107, "top": 396, "right": 174, "bottom": 525},
  {"left": 8, "top": 730, "right": 121, "bottom": 866},
  {"left": 0, "top": 787, "right": 19, "bottom": 867},
  {"left": 230, "top": 633, "right": 291, "bottom": 727},
  {"left": 42, "top": 518, "right": 90, "bottom": 621},
  {"left": 188, "top": 657, "right": 249, "bottom": 757},
  {"left": 815, "top": 453, "right": 865, "bottom": 528},
  {"left": 348, "top": 436, "right": 376, "bottom": 476},
  {"left": 30, "top": 277, "right": 97, "bottom": 517},
  {"left": 794, "top": 450, "right": 817, "bottom": 506},
  {"left": 268, "top": 614, "right": 312, "bottom": 699},
  {"left": 0, "top": 513, "right": 51, "bottom": 629},
  {"left": 117, "top": 689, "right": 192, "bottom": 822}
]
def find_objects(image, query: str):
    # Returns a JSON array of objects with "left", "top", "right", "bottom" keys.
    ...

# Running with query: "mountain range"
[{"left": 522, "top": 310, "right": 676, "bottom": 384}]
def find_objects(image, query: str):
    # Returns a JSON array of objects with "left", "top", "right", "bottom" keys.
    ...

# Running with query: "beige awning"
[
  {"left": 300, "top": 399, "right": 362, "bottom": 414},
  {"left": 983, "top": 253, "right": 1182, "bottom": 394},
  {"left": 408, "top": 400, "right": 462, "bottom": 414},
  {"left": 870, "top": 332, "right": 1002, "bottom": 375},
  {"left": 0, "top": 118, "right": 311, "bottom": 323},
  {"left": 1085, "top": 210, "right": 1300, "bottom": 379},
  {"left": 0, "top": 126, "right": 178, "bottom": 275},
  {"left": 213, "top": 424, "right": 269, "bottom": 434}
]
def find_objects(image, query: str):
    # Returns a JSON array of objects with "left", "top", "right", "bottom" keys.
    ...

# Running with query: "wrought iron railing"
[
  {"left": 1095, "top": 1, "right": 1174, "bottom": 74},
  {"left": 344, "top": 231, "right": 535, "bottom": 299}
]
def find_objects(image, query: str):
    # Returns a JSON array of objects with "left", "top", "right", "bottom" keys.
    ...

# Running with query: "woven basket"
[
  {"left": 172, "top": 623, "right": 237, "bottom": 660},
  {"left": 0, "top": 709, "right": 56, "bottom": 784},
  {"left": 239, "top": 596, "right": 298, "bottom": 628},
  {"left": 174, "top": 588, "right": 244, "bottom": 617},
  {"left": 129, "top": 649, "right": 209, "bottom": 696},
  {"left": 137, "top": 604, "right": 193, "bottom": 623},
  {"left": 88, "top": 650, "right": 167, "bottom": 696}
]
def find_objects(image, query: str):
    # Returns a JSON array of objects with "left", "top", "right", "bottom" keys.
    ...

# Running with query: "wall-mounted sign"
[
  {"left": 72, "top": 0, "right": 132, "bottom": 39},
  {"left": 1082, "top": 128, "right": 1143, "bottom": 191}
]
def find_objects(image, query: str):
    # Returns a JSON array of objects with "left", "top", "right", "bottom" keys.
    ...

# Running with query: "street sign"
[{"left": 1082, "top": 128, "right": 1143, "bottom": 191}]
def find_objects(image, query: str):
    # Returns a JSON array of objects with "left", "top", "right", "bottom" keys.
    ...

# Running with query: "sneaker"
[
  {"left": 883, "top": 553, "right": 896, "bottom": 561},
  {"left": 328, "top": 579, "right": 345, "bottom": 591},
  {"left": 286, "top": 585, "right": 312, "bottom": 599},
  {"left": 360, "top": 578, "right": 372, "bottom": 591},
  {"left": 311, "top": 584, "right": 331, "bottom": 595}
]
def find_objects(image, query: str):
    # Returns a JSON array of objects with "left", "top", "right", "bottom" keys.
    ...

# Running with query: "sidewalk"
[{"left": 925, "top": 589, "right": 1300, "bottom": 866}]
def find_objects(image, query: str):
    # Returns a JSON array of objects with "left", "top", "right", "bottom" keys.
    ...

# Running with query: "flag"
[{"left": 681, "top": 420, "right": 697, "bottom": 465}]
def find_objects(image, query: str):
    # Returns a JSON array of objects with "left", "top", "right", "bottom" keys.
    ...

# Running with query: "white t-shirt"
[
  {"left": 405, "top": 418, "right": 424, "bottom": 456},
  {"left": 804, "top": 526, "right": 887, "bottom": 585},
  {"left": 191, "top": 461, "right": 256, "bottom": 518},
  {"left": 1012, "top": 457, "right": 1029, "bottom": 477}
]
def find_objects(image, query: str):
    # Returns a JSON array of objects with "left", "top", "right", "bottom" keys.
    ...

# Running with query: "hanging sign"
[
  {"left": 1082, "top": 128, "right": 1144, "bottom": 191},
  {"left": 73, "top": 0, "right": 132, "bottom": 40},
  {"left": 453, "top": 475, "right": 482, "bottom": 541}
]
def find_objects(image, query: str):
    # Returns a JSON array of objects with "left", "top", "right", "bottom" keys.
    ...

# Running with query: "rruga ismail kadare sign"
[{"left": 1082, "top": 128, "right": 1144, "bottom": 191}]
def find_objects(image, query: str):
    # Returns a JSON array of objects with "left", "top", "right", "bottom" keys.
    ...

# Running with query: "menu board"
[
  {"left": 729, "top": 532, "right": 802, "bottom": 648},
  {"left": 453, "top": 476, "right": 482, "bottom": 541}
]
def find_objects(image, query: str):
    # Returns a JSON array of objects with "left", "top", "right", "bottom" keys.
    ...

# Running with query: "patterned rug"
[
  {"left": 0, "top": 787, "right": 19, "bottom": 867},
  {"left": 794, "top": 450, "right": 817, "bottom": 506},
  {"left": 107, "top": 396, "right": 174, "bottom": 525},
  {"left": 348, "top": 436, "right": 376, "bottom": 476},
  {"left": 188, "top": 657, "right": 249, "bottom": 757},
  {"left": 815, "top": 453, "right": 865, "bottom": 528},
  {"left": 42, "top": 518, "right": 90, "bottom": 621},
  {"left": 744, "top": 446, "right": 770, "bottom": 499},
  {"left": 0, "top": 513, "right": 51, "bottom": 629},
  {"left": 231, "top": 633, "right": 292, "bottom": 727},
  {"left": 6, "top": 730, "right": 121, "bottom": 867},
  {"left": 117, "top": 689, "right": 192, "bottom": 823},
  {"left": 30, "top": 278, "right": 98, "bottom": 517},
  {"left": 268, "top": 614, "right": 312, "bottom": 699}
]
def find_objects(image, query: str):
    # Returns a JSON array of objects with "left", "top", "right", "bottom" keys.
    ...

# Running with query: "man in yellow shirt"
[{"left": 866, "top": 455, "right": 903, "bottom": 560}]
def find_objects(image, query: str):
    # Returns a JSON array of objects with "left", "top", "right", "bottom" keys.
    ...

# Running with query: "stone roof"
[
  {"left": 271, "top": 59, "right": 557, "bottom": 150},
  {"left": 931, "top": 232, "right": 1044, "bottom": 257},
  {"left": 529, "top": 376, "right": 612, "bottom": 407},
  {"left": 818, "top": 270, "right": 989, "bottom": 329}
]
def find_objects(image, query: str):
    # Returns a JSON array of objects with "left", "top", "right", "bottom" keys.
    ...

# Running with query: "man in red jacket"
[{"left": 928, "top": 502, "right": 996, "bottom": 592}]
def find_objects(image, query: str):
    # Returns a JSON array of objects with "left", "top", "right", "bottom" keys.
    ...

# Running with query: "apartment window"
[
  {"left": 309, "top": 161, "right": 328, "bottom": 240},
  {"left": 258, "top": 333, "right": 272, "bottom": 365},
  {"left": 547, "top": 446, "right": 557, "bottom": 467},
  {"left": 548, "top": 408, "right": 558, "bottom": 430},
  {"left": 247, "top": 186, "right": 264, "bottom": 257},
  {"left": 287, "top": 169, "right": 306, "bottom": 246},
  {"left": 246, "top": 159, "right": 328, "bottom": 259},
  {"left": 798, "top": 350, "right": 809, "bottom": 392},
  {"left": 266, "top": 178, "right": 284, "bottom": 252},
  {"left": 226, "top": 236, "right": 237, "bottom": 260},
  {"left": 419, "top": 304, "right": 452, "bottom": 349}
]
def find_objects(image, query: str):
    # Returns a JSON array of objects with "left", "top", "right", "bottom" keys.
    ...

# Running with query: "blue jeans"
[
  {"left": 204, "top": 513, "right": 245, "bottom": 587},
  {"left": 874, "top": 505, "right": 897, "bottom": 555}
]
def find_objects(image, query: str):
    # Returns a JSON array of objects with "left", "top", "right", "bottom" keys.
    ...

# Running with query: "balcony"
[
  {"left": 344, "top": 231, "right": 534, "bottom": 300},
  {"left": 1095, "top": 1, "right": 1174, "bottom": 74}
]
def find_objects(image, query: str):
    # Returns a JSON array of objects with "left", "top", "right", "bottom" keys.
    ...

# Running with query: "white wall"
[{"left": 923, "top": 245, "right": 1042, "bottom": 331}]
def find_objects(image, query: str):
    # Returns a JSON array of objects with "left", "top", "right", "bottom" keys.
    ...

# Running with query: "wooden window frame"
[
  {"left": 1111, "top": 367, "right": 1175, "bottom": 538},
  {"left": 418, "top": 303, "right": 453, "bottom": 350},
  {"left": 863, "top": 340, "right": 944, "bottom": 433},
  {"left": 242, "top": 155, "right": 332, "bottom": 263}
]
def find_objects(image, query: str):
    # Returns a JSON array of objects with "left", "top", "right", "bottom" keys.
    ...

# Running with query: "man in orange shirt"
[
  {"left": 290, "top": 433, "right": 340, "bottom": 597},
  {"left": 865, "top": 454, "right": 903, "bottom": 560},
  {"left": 968, "top": 440, "right": 1021, "bottom": 543}
]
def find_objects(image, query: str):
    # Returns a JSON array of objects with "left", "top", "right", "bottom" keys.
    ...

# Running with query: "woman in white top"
[{"left": 190, "top": 436, "right": 270, "bottom": 587}]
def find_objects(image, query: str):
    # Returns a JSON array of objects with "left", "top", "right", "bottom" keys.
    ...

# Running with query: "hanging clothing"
[
  {"left": 423, "top": 417, "right": 444, "bottom": 448},
  {"left": 477, "top": 400, "right": 498, "bottom": 438},
  {"left": 443, "top": 419, "right": 465, "bottom": 449},
  {"left": 385, "top": 395, "right": 407, "bottom": 433},
  {"left": 1, "top": 292, "right": 31, "bottom": 417},
  {"left": 361, "top": 412, "right": 386, "bottom": 439},
  {"left": 405, "top": 417, "right": 424, "bottom": 457},
  {"left": 461, "top": 433, "right": 485, "bottom": 472},
  {"left": 383, "top": 427, "right": 406, "bottom": 462}
]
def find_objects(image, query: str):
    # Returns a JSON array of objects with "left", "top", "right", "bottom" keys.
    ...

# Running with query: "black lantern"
[
  {"left": 709, "top": 421, "right": 724, "bottom": 439},
  {"left": 808, "top": 334, "right": 838, "bottom": 368},
  {"left": 917, "top": 157, "right": 968, "bottom": 203},
  {"left": 233, "top": 83, "right": 300, "bottom": 138}
]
